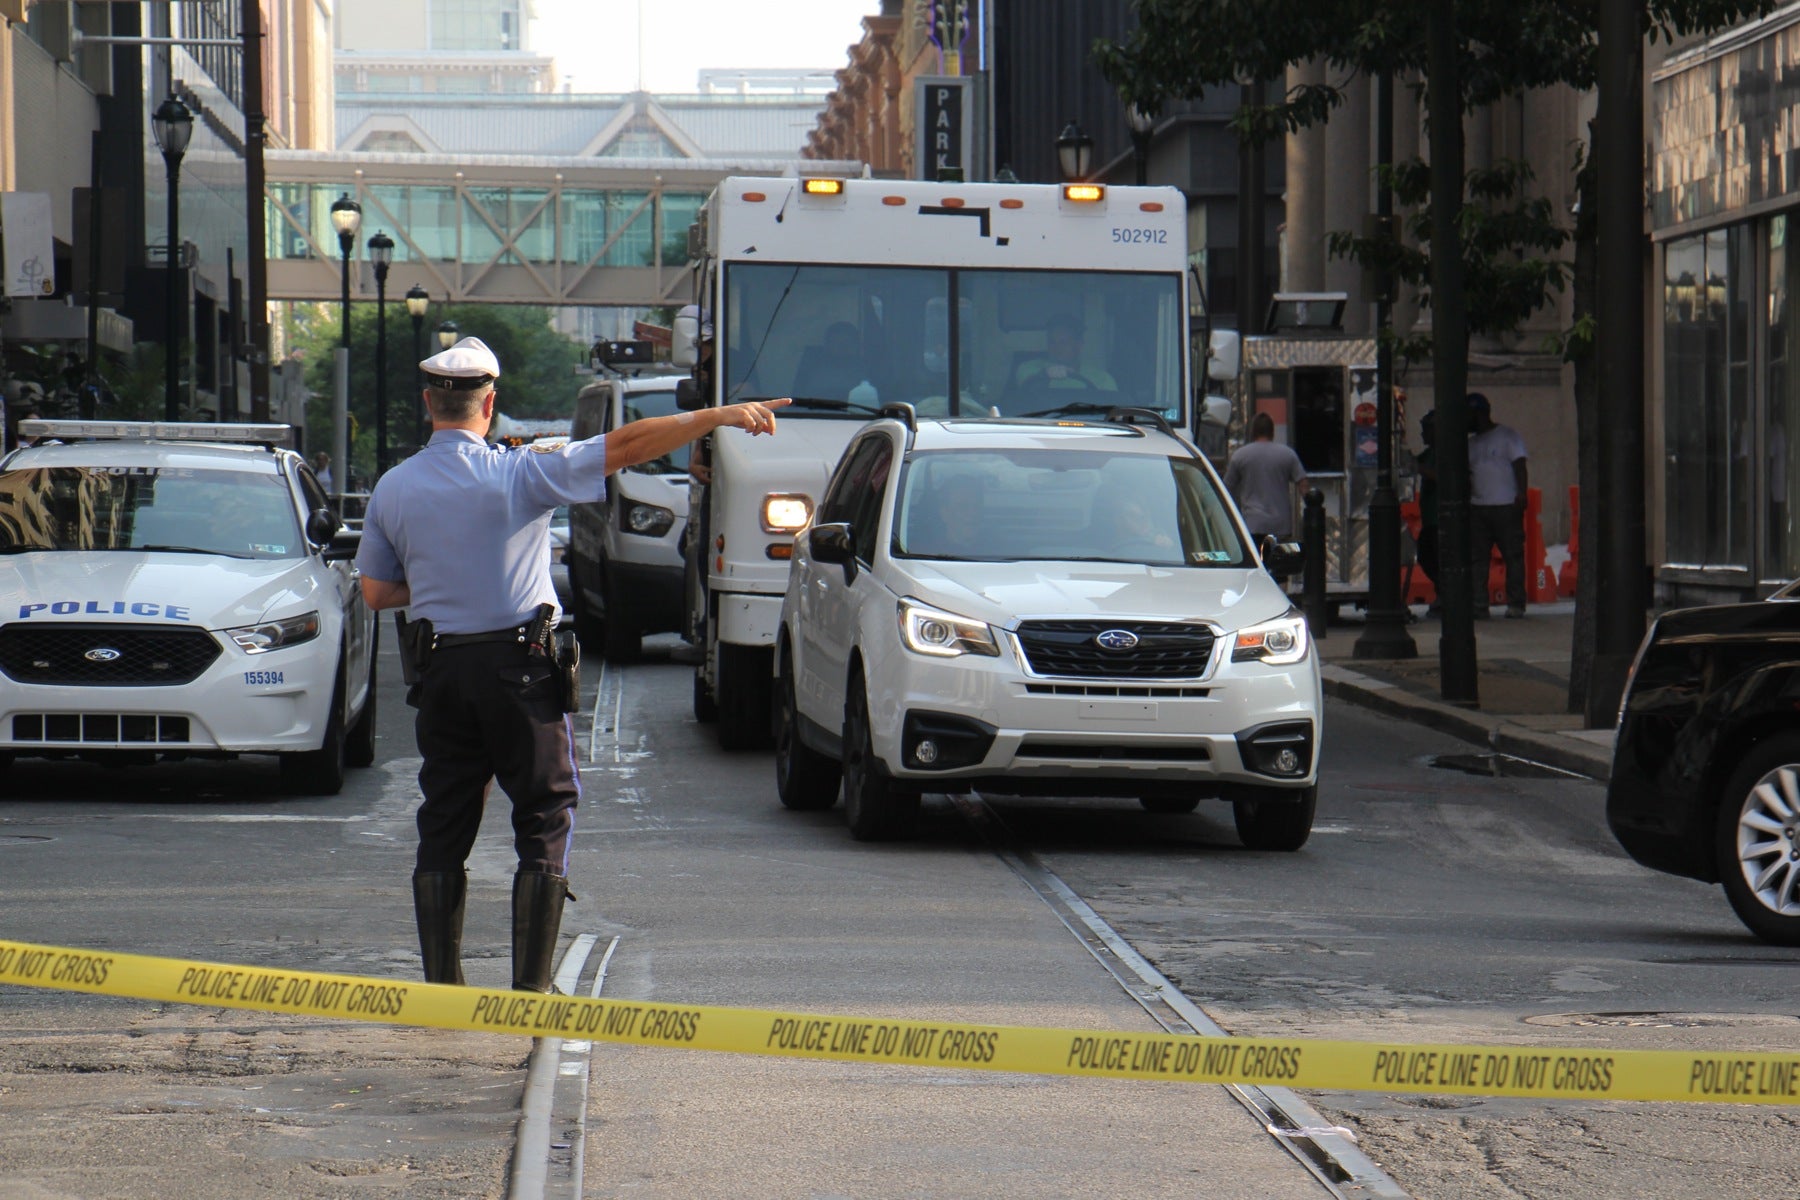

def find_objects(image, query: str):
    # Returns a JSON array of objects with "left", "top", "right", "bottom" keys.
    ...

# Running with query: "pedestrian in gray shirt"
[{"left": 1224, "top": 412, "right": 1308, "bottom": 540}]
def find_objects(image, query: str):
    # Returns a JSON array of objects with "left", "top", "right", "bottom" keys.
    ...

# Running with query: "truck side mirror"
[
  {"left": 1198, "top": 394, "right": 1232, "bottom": 428},
  {"left": 675, "top": 377, "right": 705, "bottom": 411},
  {"left": 1207, "top": 330, "right": 1240, "bottom": 382},
  {"left": 672, "top": 311, "right": 699, "bottom": 368},
  {"left": 808, "top": 522, "right": 858, "bottom": 584}
]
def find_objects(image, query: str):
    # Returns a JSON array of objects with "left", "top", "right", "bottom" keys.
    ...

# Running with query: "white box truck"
[{"left": 673, "top": 174, "right": 1200, "bottom": 749}]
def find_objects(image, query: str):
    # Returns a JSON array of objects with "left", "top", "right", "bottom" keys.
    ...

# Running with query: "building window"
[
  {"left": 1663, "top": 226, "right": 1753, "bottom": 571},
  {"left": 430, "top": 0, "right": 521, "bottom": 51}
]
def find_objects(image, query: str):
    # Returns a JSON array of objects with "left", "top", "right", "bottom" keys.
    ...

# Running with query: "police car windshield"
[
  {"left": 892, "top": 449, "right": 1252, "bottom": 567},
  {"left": 723, "top": 263, "right": 1185, "bottom": 422},
  {"left": 621, "top": 389, "right": 692, "bottom": 474},
  {"left": 0, "top": 466, "right": 302, "bottom": 560}
]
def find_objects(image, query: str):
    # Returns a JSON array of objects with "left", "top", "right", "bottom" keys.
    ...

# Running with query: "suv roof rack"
[
  {"left": 18, "top": 419, "right": 294, "bottom": 449},
  {"left": 1102, "top": 407, "right": 1177, "bottom": 439}
]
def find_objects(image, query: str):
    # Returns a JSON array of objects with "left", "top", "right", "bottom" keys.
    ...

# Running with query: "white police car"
[
  {"left": 774, "top": 409, "right": 1321, "bottom": 844},
  {"left": 0, "top": 421, "right": 377, "bottom": 794}
]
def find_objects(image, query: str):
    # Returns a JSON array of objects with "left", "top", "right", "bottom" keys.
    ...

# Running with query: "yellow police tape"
[{"left": 4, "top": 938, "right": 1797, "bottom": 1105}]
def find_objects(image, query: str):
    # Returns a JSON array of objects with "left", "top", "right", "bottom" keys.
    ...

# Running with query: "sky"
[{"left": 529, "top": 0, "right": 877, "bottom": 94}]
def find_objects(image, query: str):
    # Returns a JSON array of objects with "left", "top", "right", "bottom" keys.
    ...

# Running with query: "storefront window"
[{"left": 1664, "top": 226, "right": 1752, "bottom": 570}]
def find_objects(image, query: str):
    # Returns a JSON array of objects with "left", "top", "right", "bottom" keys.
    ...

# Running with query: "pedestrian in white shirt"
[{"left": 1466, "top": 392, "right": 1529, "bottom": 618}]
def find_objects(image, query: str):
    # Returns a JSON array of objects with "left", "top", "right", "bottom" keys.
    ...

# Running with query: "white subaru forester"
[{"left": 775, "top": 408, "right": 1321, "bottom": 844}]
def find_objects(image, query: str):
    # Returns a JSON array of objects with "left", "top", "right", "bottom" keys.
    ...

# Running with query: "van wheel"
[
  {"left": 345, "top": 648, "right": 377, "bottom": 769},
  {"left": 570, "top": 567, "right": 604, "bottom": 652},
  {"left": 282, "top": 667, "right": 347, "bottom": 795},
  {"left": 600, "top": 572, "right": 640, "bottom": 663},
  {"left": 716, "top": 643, "right": 773, "bottom": 751},
  {"left": 1232, "top": 784, "right": 1317, "bottom": 851},
  {"left": 842, "top": 671, "right": 915, "bottom": 841},
  {"left": 1715, "top": 736, "right": 1800, "bottom": 945},
  {"left": 775, "top": 645, "right": 840, "bottom": 810}
]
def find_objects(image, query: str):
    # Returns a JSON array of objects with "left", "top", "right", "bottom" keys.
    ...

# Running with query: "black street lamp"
[
  {"left": 368, "top": 231, "right": 394, "bottom": 476},
  {"left": 436, "top": 318, "right": 460, "bottom": 351},
  {"left": 151, "top": 95, "right": 193, "bottom": 422},
  {"left": 406, "top": 284, "right": 429, "bottom": 448},
  {"left": 1056, "top": 120, "right": 1094, "bottom": 183},
  {"left": 327, "top": 193, "right": 362, "bottom": 496},
  {"left": 1126, "top": 106, "right": 1154, "bottom": 187}
]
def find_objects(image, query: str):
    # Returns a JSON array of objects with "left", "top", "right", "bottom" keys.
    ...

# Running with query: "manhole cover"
[
  {"left": 1525, "top": 1011, "right": 1800, "bottom": 1030},
  {"left": 1428, "top": 753, "right": 1571, "bottom": 780},
  {"left": 0, "top": 834, "right": 53, "bottom": 846}
]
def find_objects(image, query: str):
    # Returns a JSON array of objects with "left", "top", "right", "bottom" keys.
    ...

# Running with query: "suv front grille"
[
  {"left": 0, "top": 624, "right": 222, "bottom": 686},
  {"left": 1015, "top": 620, "right": 1216, "bottom": 679}
]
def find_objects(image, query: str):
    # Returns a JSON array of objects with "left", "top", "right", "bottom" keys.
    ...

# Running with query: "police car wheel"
[
  {"left": 1231, "top": 784, "right": 1317, "bottom": 852},
  {"left": 775, "top": 644, "right": 841, "bottom": 811},
  {"left": 345, "top": 651, "right": 378, "bottom": 769},
  {"left": 281, "top": 668, "right": 348, "bottom": 796},
  {"left": 1715, "top": 737, "right": 1800, "bottom": 946},
  {"left": 1140, "top": 795, "right": 1200, "bottom": 815},
  {"left": 842, "top": 669, "right": 916, "bottom": 842}
]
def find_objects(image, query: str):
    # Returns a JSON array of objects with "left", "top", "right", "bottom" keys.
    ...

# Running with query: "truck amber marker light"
[
  {"left": 1063, "top": 184, "right": 1104, "bottom": 202},
  {"left": 803, "top": 178, "right": 844, "bottom": 196}
]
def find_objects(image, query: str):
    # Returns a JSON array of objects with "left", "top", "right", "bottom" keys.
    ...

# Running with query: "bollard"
[{"left": 1302, "top": 488, "right": 1328, "bottom": 638}]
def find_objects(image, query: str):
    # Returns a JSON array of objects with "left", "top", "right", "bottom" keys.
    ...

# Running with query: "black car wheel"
[
  {"left": 1716, "top": 736, "right": 1800, "bottom": 945},
  {"left": 599, "top": 568, "right": 641, "bottom": 663},
  {"left": 345, "top": 648, "right": 378, "bottom": 769},
  {"left": 775, "top": 645, "right": 841, "bottom": 811},
  {"left": 281, "top": 666, "right": 347, "bottom": 796},
  {"left": 1232, "top": 784, "right": 1317, "bottom": 852},
  {"left": 841, "top": 669, "right": 916, "bottom": 841}
]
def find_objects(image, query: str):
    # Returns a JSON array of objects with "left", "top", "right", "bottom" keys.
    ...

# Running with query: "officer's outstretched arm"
[{"left": 603, "top": 398, "right": 790, "bottom": 476}]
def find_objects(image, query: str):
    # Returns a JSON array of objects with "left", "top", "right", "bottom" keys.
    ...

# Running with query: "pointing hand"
[{"left": 720, "top": 397, "right": 791, "bottom": 436}]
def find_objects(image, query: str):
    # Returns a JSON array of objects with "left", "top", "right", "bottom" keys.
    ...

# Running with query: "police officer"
[{"left": 357, "top": 336, "right": 788, "bottom": 991}]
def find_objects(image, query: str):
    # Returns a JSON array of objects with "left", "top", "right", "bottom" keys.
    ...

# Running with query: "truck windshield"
[
  {"left": 722, "top": 263, "right": 1184, "bottom": 422},
  {"left": 0, "top": 467, "right": 301, "bottom": 559},
  {"left": 892, "top": 448, "right": 1251, "bottom": 567}
]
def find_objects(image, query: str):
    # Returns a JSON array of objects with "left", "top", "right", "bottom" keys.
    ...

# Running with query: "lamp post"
[
  {"left": 1056, "top": 121, "right": 1093, "bottom": 183},
  {"left": 406, "top": 285, "right": 429, "bottom": 449},
  {"left": 436, "top": 318, "right": 459, "bottom": 351},
  {"left": 1126, "top": 106, "right": 1154, "bottom": 187},
  {"left": 367, "top": 231, "right": 394, "bottom": 476},
  {"left": 151, "top": 96, "right": 193, "bottom": 422},
  {"left": 328, "top": 193, "right": 362, "bottom": 497}
]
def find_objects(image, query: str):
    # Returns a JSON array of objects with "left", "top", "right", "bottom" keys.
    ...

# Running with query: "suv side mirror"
[
  {"left": 306, "top": 507, "right": 341, "bottom": 547},
  {"left": 675, "top": 377, "right": 705, "bottom": 411},
  {"left": 808, "top": 522, "right": 857, "bottom": 584},
  {"left": 1260, "top": 535, "right": 1304, "bottom": 577}
]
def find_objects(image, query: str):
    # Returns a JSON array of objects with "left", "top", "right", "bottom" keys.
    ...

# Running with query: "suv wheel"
[
  {"left": 775, "top": 646, "right": 841, "bottom": 810},
  {"left": 716, "top": 642, "right": 773, "bottom": 751},
  {"left": 1232, "top": 784, "right": 1316, "bottom": 851},
  {"left": 1715, "top": 736, "right": 1800, "bottom": 945},
  {"left": 282, "top": 666, "right": 347, "bottom": 795},
  {"left": 842, "top": 670, "right": 916, "bottom": 841}
]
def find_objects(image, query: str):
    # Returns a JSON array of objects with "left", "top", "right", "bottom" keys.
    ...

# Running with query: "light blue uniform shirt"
[{"left": 357, "top": 429, "right": 608, "bottom": 634}]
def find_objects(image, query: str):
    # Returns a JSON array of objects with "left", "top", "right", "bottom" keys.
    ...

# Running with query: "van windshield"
[
  {"left": 893, "top": 448, "right": 1251, "bottom": 567},
  {"left": 0, "top": 466, "right": 301, "bottom": 559},
  {"left": 722, "top": 264, "right": 1185, "bottom": 423},
  {"left": 621, "top": 387, "right": 691, "bottom": 474}
]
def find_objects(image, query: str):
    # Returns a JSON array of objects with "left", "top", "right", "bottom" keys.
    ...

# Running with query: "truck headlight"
[
  {"left": 762, "top": 493, "right": 812, "bottom": 533},
  {"left": 620, "top": 501, "right": 674, "bottom": 537},
  {"left": 228, "top": 611, "right": 321, "bottom": 654},
  {"left": 1231, "top": 612, "right": 1309, "bottom": 665},
  {"left": 898, "top": 599, "right": 999, "bottom": 658}
]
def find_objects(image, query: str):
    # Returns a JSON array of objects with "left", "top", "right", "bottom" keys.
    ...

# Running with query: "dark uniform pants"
[
  {"left": 413, "top": 642, "right": 578, "bottom": 875},
  {"left": 1469, "top": 503, "right": 1526, "bottom": 610}
]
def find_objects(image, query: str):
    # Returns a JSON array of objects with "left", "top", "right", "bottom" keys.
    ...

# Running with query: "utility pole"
[
  {"left": 1428, "top": 0, "right": 1478, "bottom": 705},
  {"left": 242, "top": 0, "right": 272, "bottom": 422},
  {"left": 1237, "top": 79, "right": 1267, "bottom": 335},
  {"left": 1587, "top": 0, "right": 1649, "bottom": 726}
]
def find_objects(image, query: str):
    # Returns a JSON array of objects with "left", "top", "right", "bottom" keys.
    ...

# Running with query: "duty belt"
[{"left": 432, "top": 627, "right": 533, "bottom": 650}]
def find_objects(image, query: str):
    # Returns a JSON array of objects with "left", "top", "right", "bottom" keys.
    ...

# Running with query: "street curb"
[{"left": 1321, "top": 667, "right": 1612, "bottom": 784}]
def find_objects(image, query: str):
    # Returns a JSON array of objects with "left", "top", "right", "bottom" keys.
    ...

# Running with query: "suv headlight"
[
  {"left": 762, "top": 493, "right": 813, "bottom": 533},
  {"left": 1231, "top": 611, "right": 1310, "bottom": 665},
  {"left": 620, "top": 501, "right": 674, "bottom": 537},
  {"left": 227, "top": 611, "right": 321, "bottom": 654},
  {"left": 898, "top": 599, "right": 999, "bottom": 658}
]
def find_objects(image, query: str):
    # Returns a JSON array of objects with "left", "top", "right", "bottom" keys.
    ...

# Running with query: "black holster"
[
  {"left": 555, "top": 629, "right": 581, "bottom": 714},
  {"left": 395, "top": 612, "right": 434, "bottom": 706}
]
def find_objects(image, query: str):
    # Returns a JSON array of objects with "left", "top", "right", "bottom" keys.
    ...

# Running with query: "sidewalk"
[{"left": 1314, "top": 600, "right": 1616, "bottom": 782}]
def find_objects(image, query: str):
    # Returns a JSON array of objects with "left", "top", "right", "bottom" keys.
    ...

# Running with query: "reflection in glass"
[{"left": 0, "top": 468, "right": 302, "bottom": 560}]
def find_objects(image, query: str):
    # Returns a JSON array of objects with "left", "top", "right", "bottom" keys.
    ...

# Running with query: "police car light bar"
[{"left": 19, "top": 420, "right": 294, "bottom": 445}]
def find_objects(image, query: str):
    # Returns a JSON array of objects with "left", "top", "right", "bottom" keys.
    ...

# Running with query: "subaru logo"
[
  {"left": 1094, "top": 629, "right": 1139, "bottom": 651},
  {"left": 84, "top": 647, "right": 122, "bottom": 663}
]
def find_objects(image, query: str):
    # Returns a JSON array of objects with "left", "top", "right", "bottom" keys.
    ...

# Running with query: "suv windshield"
[
  {"left": 893, "top": 448, "right": 1250, "bottom": 567},
  {"left": 621, "top": 387, "right": 691, "bottom": 474},
  {"left": 0, "top": 466, "right": 302, "bottom": 560},
  {"left": 722, "top": 264, "right": 1184, "bottom": 422}
]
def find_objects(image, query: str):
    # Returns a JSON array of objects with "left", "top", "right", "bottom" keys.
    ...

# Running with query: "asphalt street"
[{"left": 2, "top": 635, "right": 1798, "bottom": 1198}]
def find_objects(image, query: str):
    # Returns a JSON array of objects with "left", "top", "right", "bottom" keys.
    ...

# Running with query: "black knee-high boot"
[
  {"left": 412, "top": 870, "right": 467, "bottom": 985},
  {"left": 511, "top": 869, "right": 568, "bottom": 993}
]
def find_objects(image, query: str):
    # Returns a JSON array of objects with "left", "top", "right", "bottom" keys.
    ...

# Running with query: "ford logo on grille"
[
  {"left": 1094, "top": 629, "right": 1139, "bottom": 651},
  {"left": 84, "top": 647, "right": 122, "bottom": 663}
]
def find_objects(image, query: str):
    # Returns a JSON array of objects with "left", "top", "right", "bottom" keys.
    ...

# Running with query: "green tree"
[{"left": 285, "top": 302, "right": 585, "bottom": 484}]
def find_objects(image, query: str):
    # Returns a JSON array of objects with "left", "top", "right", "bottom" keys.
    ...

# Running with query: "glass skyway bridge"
[{"left": 265, "top": 152, "right": 860, "bottom": 307}]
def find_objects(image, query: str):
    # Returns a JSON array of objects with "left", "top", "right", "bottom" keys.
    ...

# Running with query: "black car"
[{"left": 1608, "top": 588, "right": 1800, "bottom": 944}]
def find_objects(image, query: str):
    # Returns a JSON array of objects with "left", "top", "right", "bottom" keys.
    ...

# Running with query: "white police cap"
[{"left": 421, "top": 336, "right": 501, "bottom": 390}]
